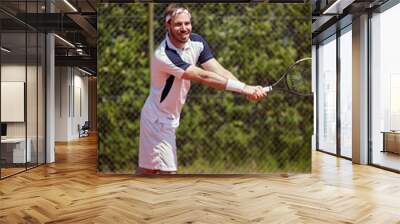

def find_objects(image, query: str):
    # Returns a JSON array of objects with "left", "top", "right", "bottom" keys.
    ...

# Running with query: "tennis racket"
[{"left": 263, "top": 57, "right": 312, "bottom": 97}]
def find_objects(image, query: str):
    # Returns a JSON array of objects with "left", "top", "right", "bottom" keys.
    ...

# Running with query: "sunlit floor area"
[
  {"left": 372, "top": 150, "right": 400, "bottom": 171},
  {"left": 0, "top": 135, "right": 399, "bottom": 223}
]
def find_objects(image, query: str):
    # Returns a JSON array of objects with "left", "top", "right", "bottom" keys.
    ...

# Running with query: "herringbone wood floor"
[{"left": 1, "top": 135, "right": 400, "bottom": 224}]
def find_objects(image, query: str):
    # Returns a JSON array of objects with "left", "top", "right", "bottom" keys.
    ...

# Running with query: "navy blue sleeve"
[
  {"left": 190, "top": 33, "right": 214, "bottom": 64},
  {"left": 165, "top": 43, "right": 191, "bottom": 71}
]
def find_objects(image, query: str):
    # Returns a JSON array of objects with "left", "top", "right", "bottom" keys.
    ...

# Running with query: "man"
[{"left": 138, "top": 4, "right": 268, "bottom": 174}]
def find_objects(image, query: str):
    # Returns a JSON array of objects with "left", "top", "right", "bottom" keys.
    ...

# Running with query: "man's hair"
[{"left": 164, "top": 4, "right": 191, "bottom": 23}]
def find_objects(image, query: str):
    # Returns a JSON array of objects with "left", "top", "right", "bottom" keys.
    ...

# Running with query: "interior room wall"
[
  {"left": 55, "top": 66, "right": 89, "bottom": 141},
  {"left": 55, "top": 66, "right": 69, "bottom": 141},
  {"left": 1, "top": 64, "right": 28, "bottom": 138}
]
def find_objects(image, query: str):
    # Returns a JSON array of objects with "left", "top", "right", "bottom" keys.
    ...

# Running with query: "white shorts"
[{"left": 139, "top": 114, "right": 178, "bottom": 171}]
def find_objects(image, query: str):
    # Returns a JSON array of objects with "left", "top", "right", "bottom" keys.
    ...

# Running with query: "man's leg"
[{"left": 139, "top": 114, "right": 178, "bottom": 174}]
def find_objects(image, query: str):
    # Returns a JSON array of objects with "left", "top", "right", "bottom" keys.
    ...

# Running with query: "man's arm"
[
  {"left": 182, "top": 65, "right": 266, "bottom": 100},
  {"left": 201, "top": 58, "right": 239, "bottom": 81},
  {"left": 200, "top": 59, "right": 268, "bottom": 101}
]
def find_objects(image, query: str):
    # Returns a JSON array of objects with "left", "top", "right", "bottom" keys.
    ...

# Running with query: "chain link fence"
[{"left": 98, "top": 3, "right": 312, "bottom": 174}]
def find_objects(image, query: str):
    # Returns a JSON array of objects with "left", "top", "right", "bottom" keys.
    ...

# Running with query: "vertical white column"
[
  {"left": 352, "top": 14, "right": 369, "bottom": 164},
  {"left": 46, "top": 1, "right": 55, "bottom": 163}
]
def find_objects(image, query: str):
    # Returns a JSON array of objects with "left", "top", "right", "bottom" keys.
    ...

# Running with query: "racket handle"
[{"left": 263, "top": 86, "right": 273, "bottom": 92}]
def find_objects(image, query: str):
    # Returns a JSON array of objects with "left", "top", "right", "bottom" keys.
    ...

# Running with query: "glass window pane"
[
  {"left": 26, "top": 0, "right": 39, "bottom": 169},
  {"left": 1, "top": 30, "right": 27, "bottom": 177},
  {"left": 340, "top": 27, "right": 352, "bottom": 158},
  {"left": 318, "top": 35, "right": 337, "bottom": 154},
  {"left": 1, "top": 0, "right": 46, "bottom": 179},
  {"left": 371, "top": 4, "right": 400, "bottom": 171},
  {"left": 27, "top": 31, "right": 38, "bottom": 169}
]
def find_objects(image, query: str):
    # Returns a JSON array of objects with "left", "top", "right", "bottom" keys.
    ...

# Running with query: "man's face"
[{"left": 167, "top": 13, "right": 192, "bottom": 44}]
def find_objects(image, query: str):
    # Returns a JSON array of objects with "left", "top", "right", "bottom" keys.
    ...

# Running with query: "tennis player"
[{"left": 138, "top": 4, "right": 268, "bottom": 174}]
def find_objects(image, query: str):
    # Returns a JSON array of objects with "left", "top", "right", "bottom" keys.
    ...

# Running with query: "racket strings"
[
  {"left": 264, "top": 58, "right": 312, "bottom": 96},
  {"left": 286, "top": 62, "right": 312, "bottom": 96},
  {"left": 277, "top": 58, "right": 312, "bottom": 96},
  {"left": 272, "top": 58, "right": 310, "bottom": 85}
]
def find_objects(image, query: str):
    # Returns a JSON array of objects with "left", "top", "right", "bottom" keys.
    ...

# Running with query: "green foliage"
[
  {"left": 97, "top": 4, "right": 150, "bottom": 172},
  {"left": 98, "top": 3, "right": 312, "bottom": 173}
]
